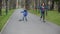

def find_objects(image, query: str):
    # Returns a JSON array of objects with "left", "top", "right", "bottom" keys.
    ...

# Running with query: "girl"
[{"left": 40, "top": 3, "right": 45, "bottom": 22}]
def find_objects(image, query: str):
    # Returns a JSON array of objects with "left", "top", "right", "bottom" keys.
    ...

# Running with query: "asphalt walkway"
[{"left": 1, "top": 9, "right": 60, "bottom": 34}]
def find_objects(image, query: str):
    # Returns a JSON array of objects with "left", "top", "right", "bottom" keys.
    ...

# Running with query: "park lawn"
[
  {"left": 29, "top": 9, "right": 60, "bottom": 26},
  {"left": 0, "top": 9, "right": 14, "bottom": 31},
  {"left": 46, "top": 10, "right": 60, "bottom": 26},
  {"left": 29, "top": 9, "right": 40, "bottom": 16}
]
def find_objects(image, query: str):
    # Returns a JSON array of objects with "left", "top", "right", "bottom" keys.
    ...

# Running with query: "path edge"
[{"left": 0, "top": 10, "right": 15, "bottom": 34}]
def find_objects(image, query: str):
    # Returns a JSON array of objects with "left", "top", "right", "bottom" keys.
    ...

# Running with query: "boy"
[{"left": 21, "top": 9, "right": 28, "bottom": 21}]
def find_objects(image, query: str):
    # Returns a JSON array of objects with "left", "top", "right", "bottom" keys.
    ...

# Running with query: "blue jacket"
[{"left": 21, "top": 10, "right": 28, "bottom": 16}]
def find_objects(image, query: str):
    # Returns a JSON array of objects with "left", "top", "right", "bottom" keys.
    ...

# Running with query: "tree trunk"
[
  {"left": 25, "top": 0, "right": 31, "bottom": 10},
  {"left": 9, "top": 0, "right": 12, "bottom": 10},
  {"left": 58, "top": 0, "right": 60, "bottom": 13},
  {"left": 0, "top": 0, "right": 2, "bottom": 16},
  {"left": 5, "top": 0, "right": 8, "bottom": 15},
  {"left": 50, "top": 0, "right": 54, "bottom": 10},
  {"left": 12, "top": 0, "right": 16, "bottom": 9}
]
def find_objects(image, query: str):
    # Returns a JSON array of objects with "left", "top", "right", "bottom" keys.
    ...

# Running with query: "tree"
[
  {"left": 54, "top": 0, "right": 60, "bottom": 13},
  {"left": 21, "top": 0, "right": 25, "bottom": 8},
  {"left": 5, "top": 0, "right": 8, "bottom": 15},
  {"left": 9, "top": 0, "right": 16, "bottom": 10},
  {"left": 50, "top": 0, "right": 54, "bottom": 10},
  {"left": 0, "top": 0, "right": 2, "bottom": 16},
  {"left": 58, "top": 0, "right": 60, "bottom": 13},
  {"left": 7, "top": 0, "right": 12, "bottom": 10},
  {"left": 25, "top": 0, "right": 31, "bottom": 10}
]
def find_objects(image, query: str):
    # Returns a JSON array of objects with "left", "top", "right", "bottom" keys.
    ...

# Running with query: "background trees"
[{"left": 0, "top": 0, "right": 17, "bottom": 16}]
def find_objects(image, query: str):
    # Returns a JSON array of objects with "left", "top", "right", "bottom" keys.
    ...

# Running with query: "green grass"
[
  {"left": 0, "top": 9, "right": 14, "bottom": 31},
  {"left": 29, "top": 9, "right": 40, "bottom": 16},
  {"left": 46, "top": 10, "right": 60, "bottom": 26},
  {"left": 29, "top": 9, "right": 60, "bottom": 26}
]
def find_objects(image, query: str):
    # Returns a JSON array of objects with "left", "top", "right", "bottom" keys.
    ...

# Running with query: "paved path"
[
  {"left": 0, "top": 32, "right": 1, "bottom": 34},
  {"left": 1, "top": 9, "right": 60, "bottom": 34}
]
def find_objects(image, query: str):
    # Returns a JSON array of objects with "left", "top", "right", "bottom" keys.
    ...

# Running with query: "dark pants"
[
  {"left": 40, "top": 12, "right": 45, "bottom": 21},
  {"left": 23, "top": 16, "right": 27, "bottom": 21}
]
